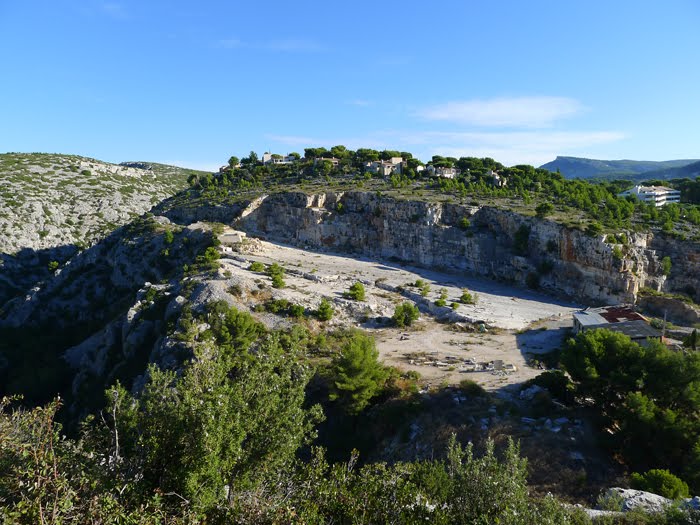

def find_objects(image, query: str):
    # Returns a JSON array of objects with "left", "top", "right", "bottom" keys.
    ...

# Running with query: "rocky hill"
[
  {"left": 0, "top": 153, "right": 205, "bottom": 254},
  {"left": 540, "top": 156, "right": 699, "bottom": 180},
  {"left": 0, "top": 153, "right": 208, "bottom": 302}
]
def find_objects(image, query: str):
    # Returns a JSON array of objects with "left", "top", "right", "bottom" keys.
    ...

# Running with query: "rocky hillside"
[
  {"left": 163, "top": 191, "right": 699, "bottom": 306},
  {"left": 0, "top": 153, "right": 204, "bottom": 255}
]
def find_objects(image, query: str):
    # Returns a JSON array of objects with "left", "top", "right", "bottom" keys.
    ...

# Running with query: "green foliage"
[
  {"left": 344, "top": 281, "right": 365, "bottom": 301},
  {"left": 47, "top": 260, "right": 59, "bottom": 272},
  {"left": 328, "top": 331, "right": 389, "bottom": 414},
  {"left": 586, "top": 222, "right": 604, "bottom": 236},
  {"left": 267, "top": 262, "right": 286, "bottom": 288},
  {"left": 459, "top": 379, "right": 486, "bottom": 397},
  {"left": 435, "top": 288, "right": 448, "bottom": 307},
  {"left": 248, "top": 260, "right": 264, "bottom": 272},
  {"left": 524, "top": 370, "right": 573, "bottom": 404},
  {"left": 562, "top": 329, "right": 700, "bottom": 491},
  {"left": 630, "top": 469, "right": 690, "bottom": 499},
  {"left": 163, "top": 229, "right": 174, "bottom": 244},
  {"left": 419, "top": 281, "right": 431, "bottom": 297},
  {"left": 612, "top": 245, "right": 624, "bottom": 260},
  {"left": 392, "top": 302, "right": 419, "bottom": 327},
  {"left": 459, "top": 216, "right": 471, "bottom": 229},
  {"left": 535, "top": 201, "right": 554, "bottom": 218},
  {"left": 661, "top": 256, "right": 672, "bottom": 276},
  {"left": 460, "top": 288, "right": 477, "bottom": 304},
  {"left": 316, "top": 298, "right": 334, "bottom": 321}
]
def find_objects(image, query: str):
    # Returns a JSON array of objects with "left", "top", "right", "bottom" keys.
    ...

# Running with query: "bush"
[
  {"left": 524, "top": 371, "right": 573, "bottom": 404},
  {"left": 316, "top": 299, "right": 334, "bottom": 321},
  {"left": 661, "top": 256, "right": 672, "bottom": 276},
  {"left": 271, "top": 274, "right": 286, "bottom": 288},
  {"left": 459, "top": 216, "right": 471, "bottom": 229},
  {"left": 435, "top": 289, "right": 448, "bottom": 307},
  {"left": 535, "top": 202, "right": 554, "bottom": 218},
  {"left": 460, "top": 288, "right": 476, "bottom": 304},
  {"left": 392, "top": 302, "right": 419, "bottom": 327},
  {"left": 289, "top": 304, "right": 306, "bottom": 318},
  {"left": 459, "top": 379, "right": 486, "bottom": 397},
  {"left": 249, "top": 261, "right": 265, "bottom": 272},
  {"left": 344, "top": 282, "right": 365, "bottom": 301},
  {"left": 630, "top": 469, "right": 690, "bottom": 499},
  {"left": 586, "top": 222, "right": 604, "bottom": 236}
]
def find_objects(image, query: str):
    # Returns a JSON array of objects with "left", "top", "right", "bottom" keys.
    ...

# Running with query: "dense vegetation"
[
  {"left": 562, "top": 329, "right": 700, "bottom": 493},
  {"left": 1, "top": 302, "right": 594, "bottom": 524}
]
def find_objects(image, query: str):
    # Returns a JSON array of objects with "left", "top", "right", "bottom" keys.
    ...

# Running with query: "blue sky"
[{"left": 1, "top": 0, "right": 698, "bottom": 170}]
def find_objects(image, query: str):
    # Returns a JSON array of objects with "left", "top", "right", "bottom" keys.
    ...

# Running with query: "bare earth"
[{"left": 218, "top": 234, "right": 580, "bottom": 391}]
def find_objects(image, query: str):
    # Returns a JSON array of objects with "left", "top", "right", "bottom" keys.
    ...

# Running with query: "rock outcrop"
[{"left": 161, "top": 191, "right": 697, "bottom": 306}]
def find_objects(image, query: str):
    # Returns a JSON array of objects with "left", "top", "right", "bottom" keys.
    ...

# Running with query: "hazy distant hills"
[{"left": 540, "top": 156, "right": 700, "bottom": 181}]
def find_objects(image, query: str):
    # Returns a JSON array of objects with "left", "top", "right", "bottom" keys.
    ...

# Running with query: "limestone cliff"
[{"left": 165, "top": 191, "right": 697, "bottom": 306}]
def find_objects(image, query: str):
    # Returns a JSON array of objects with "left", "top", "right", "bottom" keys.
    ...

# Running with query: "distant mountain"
[
  {"left": 640, "top": 160, "right": 700, "bottom": 182},
  {"left": 540, "top": 156, "right": 700, "bottom": 180}
]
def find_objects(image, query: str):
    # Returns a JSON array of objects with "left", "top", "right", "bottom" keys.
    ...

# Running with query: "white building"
[
  {"left": 365, "top": 157, "right": 404, "bottom": 176},
  {"left": 426, "top": 165, "right": 458, "bottom": 179},
  {"left": 261, "top": 152, "right": 297, "bottom": 165},
  {"left": 619, "top": 185, "right": 681, "bottom": 207}
]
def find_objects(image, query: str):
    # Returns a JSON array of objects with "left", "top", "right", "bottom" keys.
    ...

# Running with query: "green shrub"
[
  {"left": 459, "top": 379, "right": 486, "bottom": 397},
  {"left": 289, "top": 304, "right": 305, "bottom": 318},
  {"left": 249, "top": 261, "right": 264, "bottom": 272},
  {"left": 271, "top": 274, "right": 286, "bottom": 288},
  {"left": 460, "top": 289, "right": 476, "bottom": 304},
  {"left": 344, "top": 282, "right": 365, "bottom": 301},
  {"left": 435, "top": 289, "right": 448, "bottom": 307},
  {"left": 316, "top": 299, "right": 334, "bottom": 321},
  {"left": 586, "top": 222, "right": 604, "bottom": 236},
  {"left": 535, "top": 202, "right": 554, "bottom": 218},
  {"left": 660, "top": 256, "right": 672, "bottom": 276},
  {"left": 459, "top": 216, "right": 471, "bottom": 229},
  {"left": 392, "top": 302, "right": 419, "bottom": 327},
  {"left": 47, "top": 260, "right": 59, "bottom": 272},
  {"left": 630, "top": 469, "right": 689, "bottom": 499}
]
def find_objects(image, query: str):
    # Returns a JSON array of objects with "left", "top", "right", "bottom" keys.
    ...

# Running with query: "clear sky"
[{"left": 1, "top": 0, "right": 698, "bottom": 170}]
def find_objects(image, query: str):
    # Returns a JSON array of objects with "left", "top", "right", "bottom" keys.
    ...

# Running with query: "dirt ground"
[{"left": 217, "top": 232, "right": 580, "bottom": 390}]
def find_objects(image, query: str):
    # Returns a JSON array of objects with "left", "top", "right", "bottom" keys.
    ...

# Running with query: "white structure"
[
  {"left": 487, "top": 169, "right": 507, "bottom": 187},
  {"left": 261, "top": 152, "right": 297, "bottom": 165},
  {"left": 365, "top": 157, "right": 404, "bottom": 176},
  {"left": 619, "top": 185, "right": 680, "bottom": 207},
  {"left": 426, "top": 165, "right": 458, "bottom": 179}
]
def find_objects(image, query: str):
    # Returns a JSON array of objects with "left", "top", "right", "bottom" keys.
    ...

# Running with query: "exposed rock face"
[{"left": 161, "top": 191, "right": 696, "bottom": 305}]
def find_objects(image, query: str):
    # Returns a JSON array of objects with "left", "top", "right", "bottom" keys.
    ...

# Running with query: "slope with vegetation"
[{"left": 1, "top": 146, "right": 700, "bottom": 523}]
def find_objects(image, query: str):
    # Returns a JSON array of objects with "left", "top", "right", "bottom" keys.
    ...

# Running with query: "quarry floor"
[{"left": 217, "top": 235, "right": 581, "bottom": 391}]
